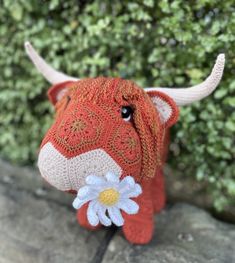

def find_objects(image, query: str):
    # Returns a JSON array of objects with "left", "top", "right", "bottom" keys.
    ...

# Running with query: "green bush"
[{"left": 0, "top": 0, "right": 234, "bottom": 210}]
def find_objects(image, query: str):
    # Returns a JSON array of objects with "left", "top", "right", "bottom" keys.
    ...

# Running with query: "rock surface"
[
  {"left": 0, "top": 159, "right": 235, "bottom": 263},
  {"left": 103, "top": 204, "right": 235, "bottom": 263}
]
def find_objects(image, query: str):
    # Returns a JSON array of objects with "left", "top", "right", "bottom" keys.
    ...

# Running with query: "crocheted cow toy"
[{"left": 25, "top": 42, "right": 225, "bottom": 244}]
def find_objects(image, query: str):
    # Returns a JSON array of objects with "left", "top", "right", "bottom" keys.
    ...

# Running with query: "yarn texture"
[
  {"left": 73, "top": 172, "right": 142, "bottom": 227},
  {"left": 38, "top": 77, "right": 179, "bottom": 244},
  {"left": 25, "top": 42, "right": 224, "bottom": 245}
]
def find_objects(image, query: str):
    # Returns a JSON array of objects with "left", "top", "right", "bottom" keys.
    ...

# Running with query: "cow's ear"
[
  {"left": 146, "top": 90, "right": 179, "bottom": 127},
  {"left": 47, "top": 81, "right": 75, "bottom": 105}
]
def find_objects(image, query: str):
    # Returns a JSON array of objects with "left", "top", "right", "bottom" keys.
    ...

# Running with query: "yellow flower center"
[{"left": 98, "top": 188, "right": 120, "bottom": 206}]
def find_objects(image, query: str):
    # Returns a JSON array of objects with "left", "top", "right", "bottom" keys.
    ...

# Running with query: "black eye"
[
  {"left": 65, "top": 95, "right": 71, "bottom": 107},
  {"left": 121, "top": 106, "right": 133, "bottom": 121}
]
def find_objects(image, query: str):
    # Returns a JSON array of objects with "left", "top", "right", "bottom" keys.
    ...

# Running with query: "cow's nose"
[{"left": 38, "top": 142, "right": 122, "bottom": 191}]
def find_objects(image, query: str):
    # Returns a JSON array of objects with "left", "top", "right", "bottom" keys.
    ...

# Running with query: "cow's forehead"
[{"left": 69, "top": 77, "right": 147, "bottom": 104}]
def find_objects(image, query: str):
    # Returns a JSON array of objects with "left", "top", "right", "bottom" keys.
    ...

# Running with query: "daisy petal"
[
  {"left": 118, "top": 199, "right": 139, "bottom": 214},
  {"left": 121, "top": 176, "right": 135, "bottom": 187},
  {"left": 86, "top": 175, "right": 106, "bottom": 185},
  {"left": 108, "top": 207, "right": 124, "bottom": 227},
  {"left": 72, "top": 197, "right": 81, "bottom": 209},
  {"left": 135, "top": 184, "right": 142, "bottom": 195},
  {"left": 122, "top": 184, "right": 142, "bottom": 198},
  {"left": 77, "top": 186, "right": 97, "bottom": 199},
  {"left": 118, "top": 176, "right": 135, "bottom": 193},
  {"left": 72, "top": 196, "right": 93, "bottom": 209},
  {"left": 105, "top": 171, "right": 120, "bottom": 183},
  {"left": 97, "top": 206, "right": 111, "bottom": 226},
  {"left": 87, "top": 200, "right": 99, "bottom": 226}
]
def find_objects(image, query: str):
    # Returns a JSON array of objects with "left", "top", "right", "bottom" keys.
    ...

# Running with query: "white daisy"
[{"left": 72, "top": 171, "right": 142, "bottom": 227}]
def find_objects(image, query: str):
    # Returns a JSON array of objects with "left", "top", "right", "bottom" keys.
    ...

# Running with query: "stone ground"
[{"left": 0, "top": 159, "right": 235, "bottom": 263}]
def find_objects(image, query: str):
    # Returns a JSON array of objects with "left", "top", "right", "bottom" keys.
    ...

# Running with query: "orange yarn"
[
  {"left": 42, "top": 77, "right": 172, "bottom": 181},
  {"left": 41, "top": 77, "right": 179, "bottom": 244}
]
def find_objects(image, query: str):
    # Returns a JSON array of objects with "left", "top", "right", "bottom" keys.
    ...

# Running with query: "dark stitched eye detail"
[
  {"left": 64, "top": 95, "right": 71, "bottom": 109},
  {"left": 121, "top": 106, "right": 133, "bottom": 122},
  {"left": 66, "top": 95, "right": 71, "bottom": 103}
]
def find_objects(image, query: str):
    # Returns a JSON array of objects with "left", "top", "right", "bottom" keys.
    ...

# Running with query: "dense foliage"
[{"left": 0, "top": 0, "right": 234, "bottom": 210}]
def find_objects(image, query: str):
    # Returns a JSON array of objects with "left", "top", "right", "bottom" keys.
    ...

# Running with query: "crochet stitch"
[
  {"left": 25, "top": 42, "right": 225, "bottom": 244},
  {"left": 73, "top": 172, "right": 142, "bottom": 227},
  {"left": 38, "top": 77, "right": 178, "bottom": 243}
]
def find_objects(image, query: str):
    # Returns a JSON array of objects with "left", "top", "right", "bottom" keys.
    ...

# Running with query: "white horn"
[
  {"left": 145, "top": 54, "right": 225, "bottom": 106},
  {"left": 24, "top": 41, "right": 79, "bottom": 84}
]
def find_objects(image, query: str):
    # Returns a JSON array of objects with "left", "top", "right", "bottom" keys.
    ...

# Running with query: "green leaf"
[
  {"left": 214, "top": 89, "right": 228, "bottom": 99},
  {"left": 225, "top": 121, "right": 235, "bottom": 132},
  {"left": 10, "top": 3, "right": 23, "bottom": 21}
]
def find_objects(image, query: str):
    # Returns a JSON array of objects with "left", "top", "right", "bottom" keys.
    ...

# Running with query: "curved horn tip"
[
  {"left": 217, "top": 53, "right": 225, "bottom": 63},
  {"left": 24, "top": 41, "right": 33, "bottom": 52},
  {"left": 24, "top": 41, "right": 31, "bottom": 47}
]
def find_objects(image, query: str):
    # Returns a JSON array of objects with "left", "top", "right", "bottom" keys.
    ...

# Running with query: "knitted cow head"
[
  {"left": 39, "top": 77, "right": 180, "bottom": 191},
  {"left": 25, "top": 42, "right": 225, "bottom": 244}
]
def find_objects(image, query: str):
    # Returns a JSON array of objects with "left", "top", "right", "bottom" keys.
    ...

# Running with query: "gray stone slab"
[
  {"left": 0, "top": 182, "right": 109, "bottom": 263},
  {"left": 103, "top": 204, "right": 235, "bottom": 263},
  {"left": 1, "top": 159, "right": 235, "bottom": 263},
  {"left": 0, "top": 159, "right": 72, "bottom": 206}
]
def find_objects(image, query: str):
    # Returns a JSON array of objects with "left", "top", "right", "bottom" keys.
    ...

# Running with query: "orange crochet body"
[
  {"left": 40, "top": 77, "right": 179, "bottom": 244},
  {"left": 25, "top": 42, "right": 224, "bottom": 245}
]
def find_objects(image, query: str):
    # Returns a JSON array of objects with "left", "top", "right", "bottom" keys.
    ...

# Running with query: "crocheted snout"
[
  {"left": 37, "top": 102, "right": 142, "bottom": 192},
  {"left": 38, "top": 143, "right": 122, "bottom": 191}
]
